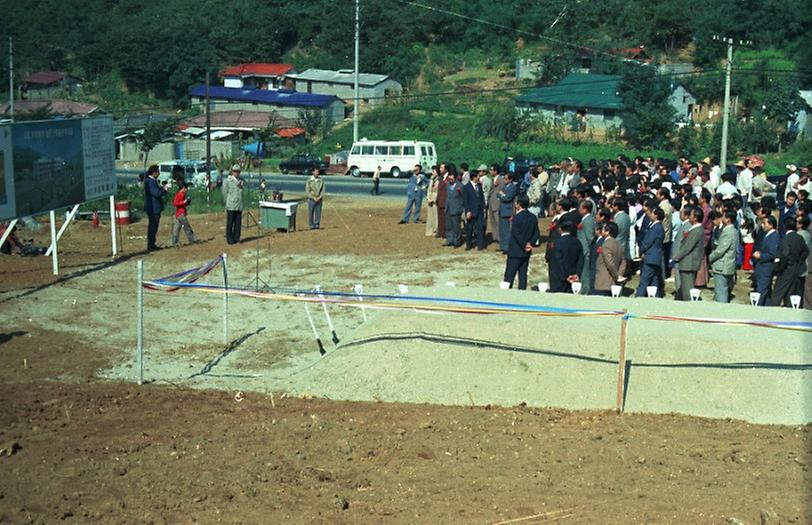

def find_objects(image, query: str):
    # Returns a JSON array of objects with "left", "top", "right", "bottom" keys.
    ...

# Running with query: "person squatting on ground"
[
  {"left": 222, "top": 164, "right": 244, "bottom": 244},
  {"left": 502, "top": 195, "right": 540, "bottom": 289},
  {"left": 144, "top": 164, "right": 168, "bottom": 251},
  {"left": 171, "top": 178, "right": 199, "bottom": 247},
  {"left": 306, "top": 166, "right": 325, "bottom": 230}
]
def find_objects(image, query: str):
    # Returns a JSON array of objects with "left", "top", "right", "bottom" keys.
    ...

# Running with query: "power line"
[{"left": 390, "top": 0, "right": 657, "bottom": 67}]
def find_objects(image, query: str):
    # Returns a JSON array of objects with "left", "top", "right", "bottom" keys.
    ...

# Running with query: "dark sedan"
[{"left": 279, "top": 154, "right": 328, "bottom": 175}]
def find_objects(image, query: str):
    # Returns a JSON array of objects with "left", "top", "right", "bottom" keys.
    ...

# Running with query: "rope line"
[{"left": 141, "top": 259, "right": 812, "bottom": 333}]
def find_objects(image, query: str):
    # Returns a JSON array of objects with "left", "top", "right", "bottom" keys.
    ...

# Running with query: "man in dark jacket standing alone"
[
  {"left": 503, "top": 195, "right": 540, "bottom": 289},
  {"left": 144, "top": 165, "right": 167, "bottom": 251}
]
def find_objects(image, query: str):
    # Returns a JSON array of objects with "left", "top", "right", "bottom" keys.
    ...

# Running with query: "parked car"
[{"left": 279, "top": 154, "right": 328, "bottom": 175}]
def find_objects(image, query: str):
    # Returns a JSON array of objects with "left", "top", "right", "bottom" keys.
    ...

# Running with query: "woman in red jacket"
[{"left": 171, "top": 179, "right": 199, "bottom": 247}]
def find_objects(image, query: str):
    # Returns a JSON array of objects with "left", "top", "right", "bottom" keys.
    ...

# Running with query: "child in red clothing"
[{"left": 171, "top": 180, "right": 199, "bottom": 246}]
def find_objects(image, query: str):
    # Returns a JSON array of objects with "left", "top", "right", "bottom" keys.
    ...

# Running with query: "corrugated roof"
[
  {"left": 516, "top": 73, "right": 624, "bottom": 110},
  {"left": 288, "top": 68, "right": 390, "bottom": 87},
  {"left": 0, "top": 99, "right": 98, "bottom": 116},
  {"left": 23, "top": 70, "right": 68, "bottom": 86},
  {"left": 188, "top": 85, "right": 340, "bottom": 108},
  {"left": 222, "top": 63, "right": 295, "bottom": 77},
  {"left": 181, "top": 110, "right": 298, "bottom": 130}
]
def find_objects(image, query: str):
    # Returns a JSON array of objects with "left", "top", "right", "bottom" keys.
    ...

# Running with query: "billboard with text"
[{"left": 0, "top": 116, "right": 116, "bottom": 222}]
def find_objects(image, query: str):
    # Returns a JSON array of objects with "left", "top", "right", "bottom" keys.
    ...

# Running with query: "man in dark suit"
[
  {"left": 444, "top": 171, "right": 464, "bottom": 247},
  {"left": 635, "top": 207, "right": 665, "bottom": 297},
  {"left": 771, "top": 216, "right": 809, "bottom": 306},
  {"left": 498, "top": 173, "right": 518, "bottom": 253},
  {"left": 752, "top": 215, "right": 779, "bottom": 306},
  {"left": 436, "top": 163, "right": 448, "bottom": 238},
  {"left": 548, "top": 219, "right": 584, "bottom": 293},
  {"left": 503, "top": 196, "right": 540, "bottom": 289},
  {"left": 463, "top": 169, "right": 486, "bottom": 250},
  {"left": 143, "top": 164, "right": 168, "bottom": 251},
  {"left": 671, "top": 207, "right": 705, "bottom": 301}
]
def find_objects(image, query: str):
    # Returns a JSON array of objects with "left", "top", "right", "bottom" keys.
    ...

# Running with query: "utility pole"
[
  {"left": 353, "top": 0, "right": 360, "bottom": 143},
  {"left": 713, "top": 35, "right": 751, "bottom": 173},
  {"left": 205, "top": 70, "right": 211, "bottom": 175},
  {"left": 8, "top": 36, "right": 13, "bottom": 122}
]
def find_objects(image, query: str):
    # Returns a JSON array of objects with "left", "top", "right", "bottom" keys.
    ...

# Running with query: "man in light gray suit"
[
  {"left": 708, "top": 210, "right": 739, "bottom": 303},
  {"left": 576, "top": 199, "right": 596, "bottom": 294},
  {"left": 611, "top": 197, "right": 632, "bottom": 261},
  {"left": 671, "top": 207, "right": 705, "bottom": 301}
]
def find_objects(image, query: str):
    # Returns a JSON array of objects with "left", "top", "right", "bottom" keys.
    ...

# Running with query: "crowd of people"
[{"left": 400, "top": 156, "right": 812, "bottom": 308}]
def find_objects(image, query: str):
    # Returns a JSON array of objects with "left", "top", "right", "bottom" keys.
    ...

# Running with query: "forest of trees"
[
  {"left": 1, "top": 0, "right": 808, "bottom": 100},
  {"left": 0, "top": 0, "right": 809, "bottom": 153}
]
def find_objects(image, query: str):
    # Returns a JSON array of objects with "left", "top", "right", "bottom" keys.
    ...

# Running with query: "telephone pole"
[
  {"left": 205, "top": 70, "right": 211, "bottom": 174},
  {"left": 352, "top": 0, "right": 360, "bottom": 143},
  {"left": 713, "top": 35, "right": 751, "bottom": 173},
  {"left": 8, "top": 36, "right": 13, "bottom": 122}
]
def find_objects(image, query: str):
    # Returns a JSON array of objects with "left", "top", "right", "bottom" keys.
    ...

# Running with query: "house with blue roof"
[
  {"left": 189, "top": 85, "right": 345, "bottom": 127},
  {"left": 515, "top": 73, "right": 695, "bottom": 130}
]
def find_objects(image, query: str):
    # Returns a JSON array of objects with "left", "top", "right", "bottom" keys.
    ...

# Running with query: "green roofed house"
[{"left": 516, "top": 72, "right": 695, "bottom": 130}]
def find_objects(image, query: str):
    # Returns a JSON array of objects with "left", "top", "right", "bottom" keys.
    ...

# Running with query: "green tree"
[
  {"left": 137, "top": 119, "right": 176, "bottom": 171},
  {"left": 618, "top": 65, "right": 676, "bottom": 149}
]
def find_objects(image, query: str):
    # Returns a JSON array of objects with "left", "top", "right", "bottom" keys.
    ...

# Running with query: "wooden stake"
[{"left": 615, "top": 309, "right": 628, "bottom": 413}]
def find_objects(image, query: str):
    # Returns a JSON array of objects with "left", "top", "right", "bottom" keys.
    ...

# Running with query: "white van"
[{"left": 347, "top": 139, "right": 438, "bottom": 178}]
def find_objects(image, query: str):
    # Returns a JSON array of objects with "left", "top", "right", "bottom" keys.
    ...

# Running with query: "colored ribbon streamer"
[
  {"left": 142, "top": 256, "right": 223, "bottom": 292},
  {"left": 141, "top": 258, "right": 812, "bottom": 333}
]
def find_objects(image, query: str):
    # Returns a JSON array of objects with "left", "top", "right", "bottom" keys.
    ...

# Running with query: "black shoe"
[
  {"left": 398, "top": 220, "right": 407, "bottom": 224},
  {"left": 148, "top": 245, "right": 162, "bottom": 251}
]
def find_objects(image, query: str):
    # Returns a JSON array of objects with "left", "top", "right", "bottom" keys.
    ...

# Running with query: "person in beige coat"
[
  {"left": 425, "top": 167, "right": 440, "bottom": 236},
  {"left": 671, "top": 207, "right": 705, "bottom": 301},
  {"left": 708, "top": 210, "right": 740, "bottom": 303},
  {"left": 594, "top": 222, "right": 626, "bottom": 295},
  {"left": 487, "top": 165, "right": 504, "bottom": 243}
]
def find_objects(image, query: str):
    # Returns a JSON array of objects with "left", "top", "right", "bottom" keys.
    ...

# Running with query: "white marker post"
[
  {"left": 222, "top": 253, "right": 229, "bottom": 344},
  {"left": 109, "top": 195, "right": 117, "bottom": 256},
  {"left": 304, "top": 301, "right": 325, "bottom": 355},
  {"left": 316, "top": 285, "right": 339, "bottom": 344},
  {"left": 136, "top": 259, "right": 144, "bottom": 385},
  {"left": 45, "top": 204, "right": 80, "bottom": 257},
  {"left": 49, "top": 210, "right": 58, "bottom": 275},
  {"left": 353, "top": 284, "right": 367, "bottom": 322}
]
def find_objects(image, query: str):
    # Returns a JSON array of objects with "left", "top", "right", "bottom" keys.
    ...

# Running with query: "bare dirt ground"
[{"left": 0, "top": 197, "right": 810, "bottom": 523}]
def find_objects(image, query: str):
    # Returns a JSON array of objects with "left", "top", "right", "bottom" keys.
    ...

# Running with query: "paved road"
[{"left": 116, "top": 170, "right": 407, "bottom": 199}]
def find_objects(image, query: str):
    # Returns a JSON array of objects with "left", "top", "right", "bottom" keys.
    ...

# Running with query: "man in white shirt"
[
  {"left": 717, "top": 172, "right": 739, "bottom": 201},
  {"left": 736, "top": 159, "right": 753, "bottom": 205},
  {"left": 784, "top": 164, "right": 799, "bottom": 202}
]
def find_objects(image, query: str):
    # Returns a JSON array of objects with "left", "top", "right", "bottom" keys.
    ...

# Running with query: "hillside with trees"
[{"left": 1, "top": 0, "right": 809, "bottom": 157}]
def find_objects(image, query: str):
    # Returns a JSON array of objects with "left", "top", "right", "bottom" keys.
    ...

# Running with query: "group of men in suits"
[{"left": 402, "top": 155, "right": 812, "bottom": 308}]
